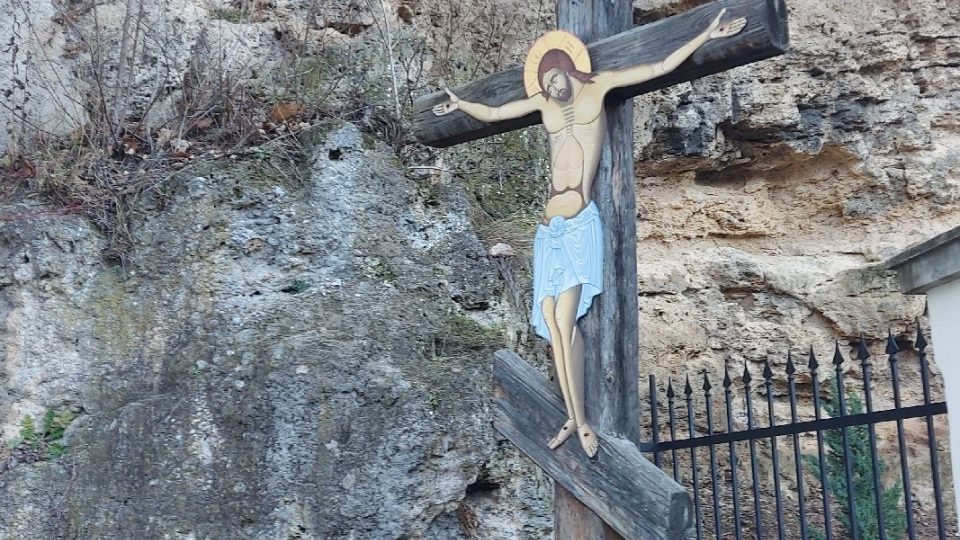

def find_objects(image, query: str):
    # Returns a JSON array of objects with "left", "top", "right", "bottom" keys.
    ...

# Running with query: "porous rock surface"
[
  {"left": 2, "top": 0, "right": 960, "bottom": 537},
  {"left": 633, "top": 0, "right": 960, "bottom": 378},
  {"left": 630, "top": 0, "right": 959, "bottom": 529},
  {"left": 0, "top": 125, "right": 551, "bottom": 538}
]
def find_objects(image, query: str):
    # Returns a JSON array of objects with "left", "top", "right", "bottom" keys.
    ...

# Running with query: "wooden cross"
[{"left": 412, "top": 1, "right": 787, "bottom": 538}]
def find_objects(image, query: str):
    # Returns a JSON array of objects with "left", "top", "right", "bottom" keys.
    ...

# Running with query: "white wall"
[{"left": 927, "top": 279, "right": 960, "bottom": 516}]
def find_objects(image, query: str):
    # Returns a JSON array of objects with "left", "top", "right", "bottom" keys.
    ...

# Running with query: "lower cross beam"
[{"left": 492, "top": 350, "right": 692, "bottom": 540}]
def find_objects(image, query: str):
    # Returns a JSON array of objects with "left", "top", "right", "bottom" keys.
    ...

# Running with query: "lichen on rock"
[
  {"left": 0, "top": 123, "right": 550, "bottom": 538},
  {"left": 1, "top": 0, "right": 958, "bottom": 537}
]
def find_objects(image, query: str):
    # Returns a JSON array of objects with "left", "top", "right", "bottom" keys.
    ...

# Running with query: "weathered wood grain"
[
  {"left": 556, "top": 1, "right": 639, "bottom": 538},
  {"left": 412, "top": 0, "right": 788, "bottom": 147},
  {"left": 492, "top": 350, "right": 692, "bottom": 540},
  {"left": 554, "top": 485, "right": 620, "bottom": 538}
]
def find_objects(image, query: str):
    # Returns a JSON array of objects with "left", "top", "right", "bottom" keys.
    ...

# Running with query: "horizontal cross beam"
[
  {"left": 412, "top": 0, "right": 788, "bottom": 148},
  {"left": 492, "top": 350, "right": 692, "bottom": 540}
]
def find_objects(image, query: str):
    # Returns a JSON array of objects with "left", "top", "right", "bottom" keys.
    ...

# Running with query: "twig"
[
  {"left": 11, "top": 0, "right": 86, "bottom": 124},
  {"left": 407, "top": 165, "right": 449, "bottom": 172},
  {"left": 0, "top": 204, "right": 85, "bottom": 223},
  {"left": 110, "top": 0, "right": 141, "bottom": 142},
  {"left": 363, "top": 0, "right": 402, "bottom": 118}
]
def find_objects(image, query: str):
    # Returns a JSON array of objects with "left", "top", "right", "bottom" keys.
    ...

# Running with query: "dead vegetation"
[
  {"left": 0, "top": 0, "right": 429, "bottom": 262},
  {"left": 0, "top": 0, "right": 555, "bottom": 266}
]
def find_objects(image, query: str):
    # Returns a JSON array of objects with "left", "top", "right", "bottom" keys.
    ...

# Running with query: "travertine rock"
[
  {"left": 0, "top": 124, "right": 551, "bottom": 538},
  {"left": 633, "top": 0, "right": 959, "bottom": 382},
  {"left": 1, "top": 0, "right": 958, "bottom": 537}
]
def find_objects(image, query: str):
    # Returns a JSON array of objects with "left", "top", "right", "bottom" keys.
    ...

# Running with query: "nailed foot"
[
  {"left": 577, "top": 423, "right": 598, "bottom": 458},
  {"left": 548, "top": 418, "right": 577, "bottom": 449}
]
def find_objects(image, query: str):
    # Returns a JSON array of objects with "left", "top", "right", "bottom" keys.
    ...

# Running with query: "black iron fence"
[{"left": 640, "top": 323, "right": 952, "bottom": 540}]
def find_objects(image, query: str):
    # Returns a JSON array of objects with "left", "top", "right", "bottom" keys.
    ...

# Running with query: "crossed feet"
[{"left": 547, "top": 418, "right": 598, "bottom": 457}]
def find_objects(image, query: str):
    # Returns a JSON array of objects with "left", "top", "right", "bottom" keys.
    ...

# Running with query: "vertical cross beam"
[
  {"left": 555, "top": 1, "right": 638, "bottom": 537},
  {"left": 559, "top": 0, "right": 641, "bottom": 446},
  {"left": 409, "top": 2, "right": 789, "bottom": 536}
]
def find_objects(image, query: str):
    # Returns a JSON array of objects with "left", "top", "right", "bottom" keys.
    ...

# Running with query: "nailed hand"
[
  {"left": 431, "top": 87, "right": 460, "bottom": 116},
  {"left": 709, "top": 9, "right": 747, "bottom": 39}
]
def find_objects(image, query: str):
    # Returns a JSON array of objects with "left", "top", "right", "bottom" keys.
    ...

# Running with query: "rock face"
[
  {"left": 0, "top": 125, "right": 551, "bottom": 538},
  {"left": 632, "top": 0, "right": 960, "bottom": 379},
  {"left": 628, "top": 0, "right": 959, "bottom": 531},
  {"left": 1, "top": 0, "right": 959, "bottom": 537}
]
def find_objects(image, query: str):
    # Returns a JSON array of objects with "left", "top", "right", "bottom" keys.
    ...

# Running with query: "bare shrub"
[{"left": 0, "top": 0, "right": 314, "bottom": 261}]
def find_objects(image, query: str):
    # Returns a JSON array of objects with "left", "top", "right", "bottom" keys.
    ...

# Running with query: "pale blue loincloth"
[{"left": 531, "top": 201, "right": 603, "bottom": 343}]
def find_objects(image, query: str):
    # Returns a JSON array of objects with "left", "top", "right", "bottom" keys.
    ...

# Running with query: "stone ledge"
[{"left": 886, "top": 226, "right": 960, "bottom": 294}]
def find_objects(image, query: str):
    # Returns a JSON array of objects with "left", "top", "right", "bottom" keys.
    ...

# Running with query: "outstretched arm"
[
  {"left": 597, "top": 9, "right": 747, "bottom": 91},
  {"left": 432, "top": 88, "right": 542, "bottom": 122}
]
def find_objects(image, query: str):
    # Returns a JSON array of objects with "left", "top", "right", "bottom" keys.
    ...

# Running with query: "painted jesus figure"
[{"left": 434, "top": 9, "right": 746, "bottom": 458}]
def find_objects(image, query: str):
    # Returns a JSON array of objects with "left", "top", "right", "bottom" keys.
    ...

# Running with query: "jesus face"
[{"left": 542, "top": 68, "right": 573, "bottom": 102}]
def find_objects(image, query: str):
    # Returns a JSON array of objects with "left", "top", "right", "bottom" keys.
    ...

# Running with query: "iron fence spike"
[
  {"left": 723, "top": 365, "right": 733, "bottom": 388},
  {"left": 886, "top": 329, "right": 899, "bottom": 355},
  {"left": 684, "top": 377, "right": 703, "bottom": 539},
  {"left": 808, "top": 346, "right": 819, "bottom": 371},
  {"left": 649, "top": 375, "right": 661, "bottom": 468},
  {"left": 684, "top": 374, "right": 693, "bottom": 396},
  {"left": 667, "top": 378, "right": 675, "bottom": 399},
  {"left": 763, "top": 358, "right": 774, "bottom": 380},
  {"left": 833, "top": 341, "right": 844, "bottom": 366},
  {"left": 916, "top": 321, "right": 928, "bottom": 350},
  {"left": 702, "top": 371, "right": 712, "bottom": 392},
  {"left": 857, "top": 335, "right": 870, "bottom": 361},
  {"left": 786, "top": 351, "right": 796, "bottom": 375},
  {"left": 742, "top": 362, "right": 752, "bottom": 384}
]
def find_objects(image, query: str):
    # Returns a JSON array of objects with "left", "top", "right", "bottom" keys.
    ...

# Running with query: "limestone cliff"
[
  {"left": 633, "top": 0, "right": 960, "bottom": 377},
  {"left": 1, "top": 0, "right": 958, "bottom": 537},
  {"left": 0, "top": 124, "right": 552, "bottom": 537}
]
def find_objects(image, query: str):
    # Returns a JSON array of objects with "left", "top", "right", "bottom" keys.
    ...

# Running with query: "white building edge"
[{"left": 888, "top": 226, "right": 960, "bottom": 515}]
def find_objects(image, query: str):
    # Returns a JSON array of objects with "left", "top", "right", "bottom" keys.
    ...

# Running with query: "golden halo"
[{"left": 523, "top": 30, "right": 591, "bottom": 98}]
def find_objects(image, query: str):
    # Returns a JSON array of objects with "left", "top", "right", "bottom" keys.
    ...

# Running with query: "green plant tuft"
[
  {"left": 432, "top": 314, "right": 505, "bottom": 358},
  {"left": 803, "top": 377, "right": 907, "bottom": 540},
  {"left": 280, "top": 280, "right": 310, "bottom": 294},
  {"left": 19, "top": 415, "right": 38, "bottom": 448},
  {"left": 42, "top": 409, "right": 76, "bottom": 443},
  {"left": 210, "top": 8, "right": 246, "bottom": 23},
  {"left": 3, "top": 409, "right": 77, "bottom": 470}
]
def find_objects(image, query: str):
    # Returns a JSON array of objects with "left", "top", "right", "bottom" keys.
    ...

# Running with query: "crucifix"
[{"left": 412, "top": 0, "right": 788, "bottom": 537}]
